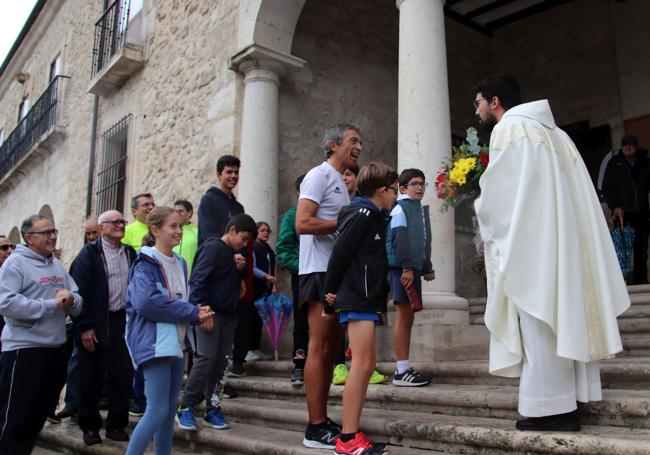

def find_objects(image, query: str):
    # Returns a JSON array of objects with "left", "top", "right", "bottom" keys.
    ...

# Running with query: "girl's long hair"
[{"left": 142, "top": 206, "right": 177, "bottom": 247}]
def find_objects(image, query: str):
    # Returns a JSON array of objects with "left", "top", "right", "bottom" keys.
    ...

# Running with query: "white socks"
[{"left": 396, "top": 360, "right": 411, "bottom": 375}]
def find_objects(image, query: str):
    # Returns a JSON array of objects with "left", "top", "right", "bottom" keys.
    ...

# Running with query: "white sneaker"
[{"left": 245, "top": 350, "right": 272, "bottom": 361}]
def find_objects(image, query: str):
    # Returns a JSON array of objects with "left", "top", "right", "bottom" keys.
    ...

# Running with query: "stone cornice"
[{"left": 229, "top": 44, "right": 305, "bottom": 79}]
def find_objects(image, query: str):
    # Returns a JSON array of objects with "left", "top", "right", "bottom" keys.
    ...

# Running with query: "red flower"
[{"left": 480, "top": 153, "right": 489, "bottom": 167}]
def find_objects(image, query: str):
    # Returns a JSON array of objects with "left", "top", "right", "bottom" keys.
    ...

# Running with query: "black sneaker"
[
  {"left": 303, "top": 418, "right": 341, "bottom": 449},
  {"left": 226, "top": 362, "right": 245, "bottom": 378},
  {"left": 55, "top": 406, "right": 77, "bottom": 419},
  {"left": 392, "top": 368, "right": 431, "bottom": 387},
  {"left": 291, "top": 368, "right": 304, "bottom": 386},
  {"left": 129, "top": 398, "right": 146, "bottom": 417}
]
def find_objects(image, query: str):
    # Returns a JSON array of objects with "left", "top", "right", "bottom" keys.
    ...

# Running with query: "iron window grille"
[{"left": 96, "top": 114, "right": 131, "bottom": 214}]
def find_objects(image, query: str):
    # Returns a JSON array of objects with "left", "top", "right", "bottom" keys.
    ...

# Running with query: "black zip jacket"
[
  {"left": 189, "top": 237, "right": 240, "bottom": 315},
  {"left": 602, "top": 152, "right": 650, "bottom": 214},
  {"left": 197, "top": 186, "right": 244, "bottom": 246},
  {"left": 324, "top": 197, "right": 389, "bottom": 314},
  {"left": 69, "top": 238, "right": 137, "bottom": 344}
]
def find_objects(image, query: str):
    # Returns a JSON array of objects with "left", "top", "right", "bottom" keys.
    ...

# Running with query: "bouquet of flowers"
[{"left": 434, "top": 127, "right": 489, "bottom": 213}]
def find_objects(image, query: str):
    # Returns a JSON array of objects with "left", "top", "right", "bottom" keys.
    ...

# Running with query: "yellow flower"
[
  {"left": 449, "top": 157, "right": 476, "bottom": 186},
  {"left": 449, "top": 168, "right": 467, "bottom": 185}
]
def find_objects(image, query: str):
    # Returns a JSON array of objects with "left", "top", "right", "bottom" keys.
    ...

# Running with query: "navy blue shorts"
[
  {"left": 338, "top": 311, "right": 381, "bottom": 326},
  {"left": 388, "top": 267, "right": 422, "bottom": 303}
]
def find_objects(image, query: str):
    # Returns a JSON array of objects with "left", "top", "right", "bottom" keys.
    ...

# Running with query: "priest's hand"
[
  {"left": 401, "top": 269, "right": 414, "bottom": 289},
  {"left": 423, "top": 271, "right": 435, "bottom": 281}
]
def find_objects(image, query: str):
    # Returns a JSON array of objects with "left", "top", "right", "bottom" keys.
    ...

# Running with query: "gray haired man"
[
  {"left": 295, "top": 123, "right": 362, "bottom": 449},
  {"left": 0, "top": 214, "right": 82, "bottom": 454}
]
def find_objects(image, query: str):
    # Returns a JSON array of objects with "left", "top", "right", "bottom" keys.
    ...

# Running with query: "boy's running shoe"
[
  {"left": 291, "top": 368, "right": 304, "bottom": 386},
  {"left": 392, "top": 368, "right": 431, "bottom": 387},
  {"left": 303, "top": 418, "right": 341, "bottom": 449},
  {"left": 226, "top": 362, "right": 245, "bottom": 378},
  {"left": 368, "top": 369, "right": 387, "bottom": 384},
  {"left": 176, "top": 407, "right": 197, "bottom": 430},
  {"left": 335, "top": 431, "right": 387, "bottom": 454},
  {"left": 204, "top": 408, "right": 231, "bottom": 429},
  {"left": 332, "top": 364, "right": 349, "bottom": 385}
]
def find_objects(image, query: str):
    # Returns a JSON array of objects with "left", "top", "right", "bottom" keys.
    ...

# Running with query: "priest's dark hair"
[{"left": 473, "top": 75, "right": 522, "bottom": 110}]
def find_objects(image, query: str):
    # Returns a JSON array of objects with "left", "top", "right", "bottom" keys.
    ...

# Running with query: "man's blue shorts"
[
  {"left": 338, "top": 311, "right": 381, "bottom": 326},
  {"left": 388, "top": 267, "right": 422, "bottom": 303}
]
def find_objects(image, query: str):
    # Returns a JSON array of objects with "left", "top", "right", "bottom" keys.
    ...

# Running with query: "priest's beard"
[{"left": 478, "top": 112, "right": 498, "bottom": 135}]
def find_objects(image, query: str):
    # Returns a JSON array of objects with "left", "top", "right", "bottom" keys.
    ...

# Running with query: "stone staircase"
[
  {"left": 470, "top": 284, "right": 650, "bottom": 357},
  {"left": 40, "top": 286, "right": 650, "bottom": 454}
]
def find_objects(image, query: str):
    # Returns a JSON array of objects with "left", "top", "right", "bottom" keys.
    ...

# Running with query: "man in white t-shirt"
[{"left": 296, "top": 123, "right": 362, "bottom": 449}]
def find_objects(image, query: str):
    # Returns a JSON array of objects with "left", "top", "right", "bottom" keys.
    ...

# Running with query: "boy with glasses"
[{"left": 385, "top": 169, "right": 435, "bottom": 387}]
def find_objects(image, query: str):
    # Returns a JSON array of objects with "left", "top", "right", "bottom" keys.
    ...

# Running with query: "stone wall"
[
  {"left": 492, "top": 0, "right": 624, "bottom": 141},
  {"left": 94, "top": 0, "right": 241, "bottom": 225},
  {"left": 611, "top": 0, "right": 650, "bottom": 124},
  {"left": 0, "top": 0, "right": 100, "bottom": 262},
  {"left": 279, "top": 0, "right": 400, "bottom": 217}
]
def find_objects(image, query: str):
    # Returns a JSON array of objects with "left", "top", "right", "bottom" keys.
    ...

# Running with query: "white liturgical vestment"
[{"left": 475, "top": 100, "right": 631, "bottom": 378}]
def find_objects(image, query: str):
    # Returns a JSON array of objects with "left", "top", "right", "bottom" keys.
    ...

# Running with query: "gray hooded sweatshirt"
[{"left": 0, "top": 245, "right": 82, "bottom": 351}]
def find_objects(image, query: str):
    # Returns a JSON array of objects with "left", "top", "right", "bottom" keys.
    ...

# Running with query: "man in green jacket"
[
  {"left": 276, "top": 175, "right": 307, "bottom": 386},
  {"left": 173, "top": 200, "right": 199, "bottom": 275},
  {"left": 122, "top": 193, "right": 155, "bottom": 251}
]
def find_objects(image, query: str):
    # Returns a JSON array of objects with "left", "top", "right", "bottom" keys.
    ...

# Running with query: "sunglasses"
[{"left": 0, "top": 244, "right": 16, "bottom": 251}]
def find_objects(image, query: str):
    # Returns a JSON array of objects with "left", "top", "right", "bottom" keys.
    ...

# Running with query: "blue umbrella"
[{"left": 612, "top": 223, "right": 635, "bottom": 279}]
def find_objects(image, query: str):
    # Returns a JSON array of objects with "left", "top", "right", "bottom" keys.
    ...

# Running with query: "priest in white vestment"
[{"left": 472, "top": 75, "right": 631, "bottom": 431}]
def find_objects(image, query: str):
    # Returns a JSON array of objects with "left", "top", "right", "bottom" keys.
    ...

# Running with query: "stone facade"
[{"left": 0, "top": 0, "right": 649, "bottom": 291}]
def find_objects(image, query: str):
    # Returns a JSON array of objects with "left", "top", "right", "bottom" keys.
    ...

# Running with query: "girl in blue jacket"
[{"left": 125, "top": 207, "right": 213, "bottom": 455}]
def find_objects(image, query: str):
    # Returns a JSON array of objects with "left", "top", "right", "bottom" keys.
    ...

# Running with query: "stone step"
[
  {"left": 627, "top": 285, "right": 650, "bottom": 295},
  {"left": 220, "top": 396, "right": 650, "bottom": 455},
  {"left": 38, "top": 420, "right": 221, "bottom": 454},
  {"left": 622, "top": 334, "right": 650, "bottom": 350},
  {"left": 38, "top": 417, "right": 443, "bottom": 455},
  {"left": 226, "top": 376, "right": 650, "bottom": 429},
  {"left": 243, "top": 357, "right": 650, "bottom": 389}
]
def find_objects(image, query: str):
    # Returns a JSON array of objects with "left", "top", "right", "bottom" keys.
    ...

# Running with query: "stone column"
[
  {"left": 230, "top": 45, "right": 305, "bottom": 234},
  {"left": 396, "top": 0, "right": 468, "bottom": 323}
]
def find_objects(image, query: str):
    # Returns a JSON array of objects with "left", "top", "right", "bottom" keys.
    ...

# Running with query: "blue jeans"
[
  {"left": 64, "top": 345, "right": 79, "bottom": 409},
  {"left": 125, "top": 357, "right": 184, "bottom": 455}
]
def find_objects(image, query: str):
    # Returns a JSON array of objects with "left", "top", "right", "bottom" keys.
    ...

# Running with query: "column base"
[
  {"left": 376, "top": 323, "right": 489, "bottom": 363},
  {"left": 386, "top": 291, "right": 470, "bottom": 325}
]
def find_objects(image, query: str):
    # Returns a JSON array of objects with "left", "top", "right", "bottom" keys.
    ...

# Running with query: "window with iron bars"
[{"left": 96, "top": 115, "right": 131, "bottom": 214}]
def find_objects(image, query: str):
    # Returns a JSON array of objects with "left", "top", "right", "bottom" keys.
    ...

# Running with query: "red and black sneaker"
[{"left": 335, "top": 431, "right": 387, "bottom": 455}]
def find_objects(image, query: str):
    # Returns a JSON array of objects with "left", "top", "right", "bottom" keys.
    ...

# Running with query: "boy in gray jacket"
[{"left": 0, "top": 215, "right": 82, "bottom": 454}]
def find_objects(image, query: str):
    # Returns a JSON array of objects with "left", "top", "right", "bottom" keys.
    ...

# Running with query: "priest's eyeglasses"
[{"left": 473, "top": 98, "right": 489, "bottom": 109}]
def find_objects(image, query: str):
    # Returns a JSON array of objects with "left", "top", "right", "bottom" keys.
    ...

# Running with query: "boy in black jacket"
[
  {"left": 324, "top": 163, "right": 398, "bottom": 455},
  {"left": 177, "top": 214, "right": 257, "bottom": 431}
]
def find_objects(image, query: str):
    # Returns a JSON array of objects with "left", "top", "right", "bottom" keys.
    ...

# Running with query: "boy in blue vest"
[{"left": 385, "top": 169, "right": 435, "bottom": 387}]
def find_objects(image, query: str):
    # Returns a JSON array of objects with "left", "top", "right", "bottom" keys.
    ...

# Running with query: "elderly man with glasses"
[
  {"left": 0, "top": 214, "right": 82, "bottom": 453},
  {"left": 69, "top": 210, "right": 137, "bottom": 446}
]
